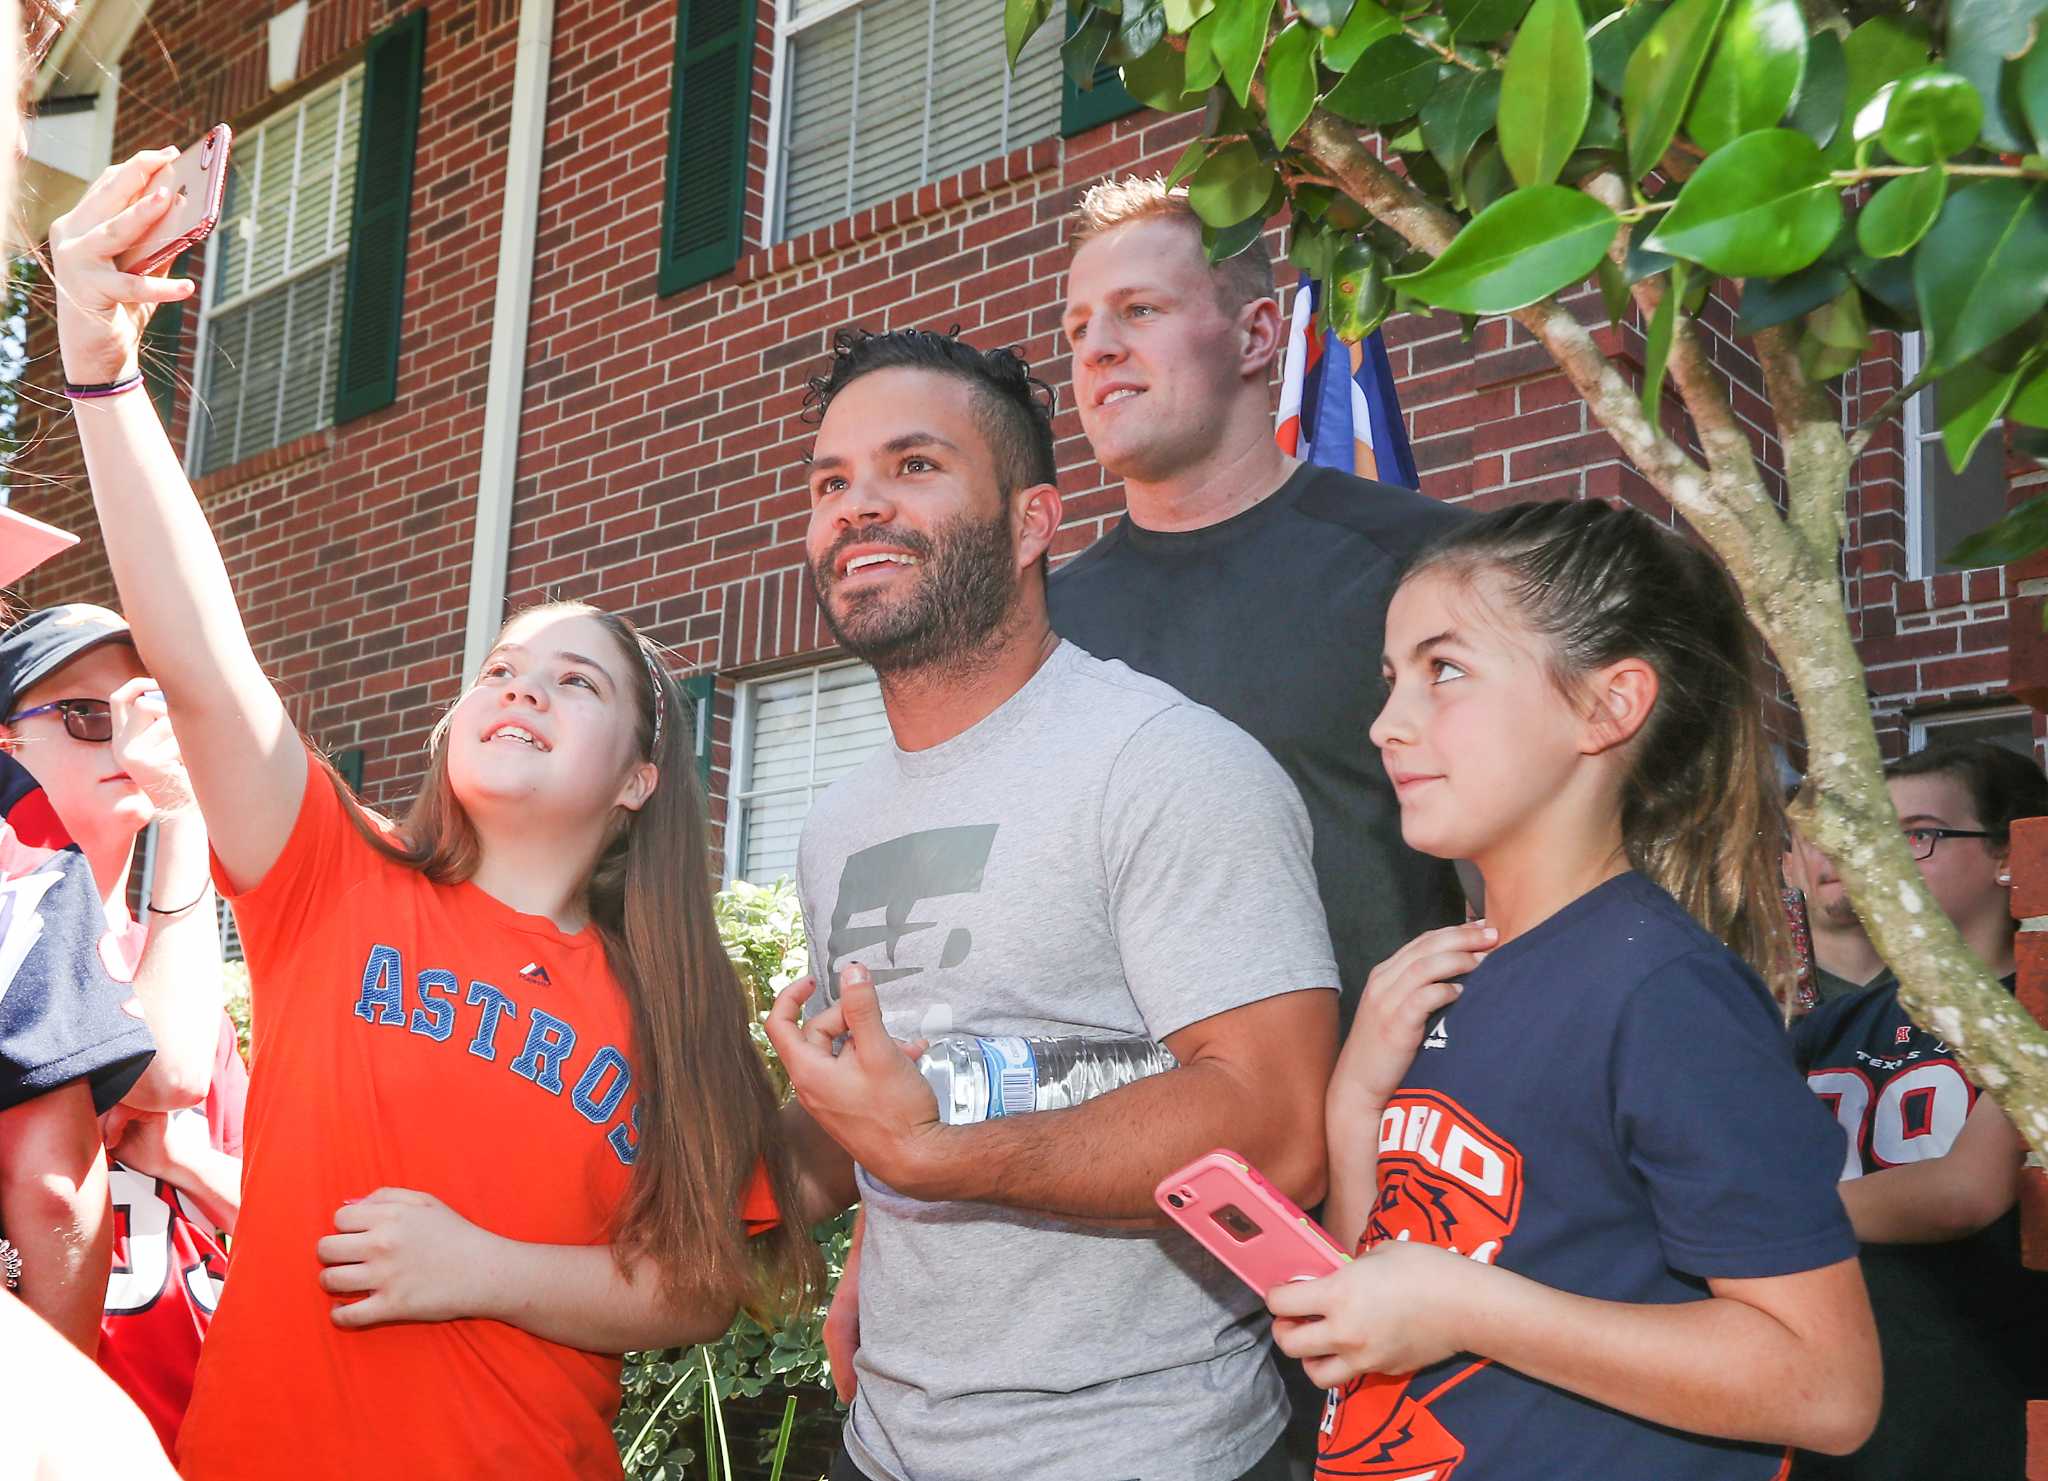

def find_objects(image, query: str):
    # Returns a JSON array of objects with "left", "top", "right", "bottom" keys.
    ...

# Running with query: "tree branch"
[
  {"left": 1846, "top": 362, "right": 1935, "bottom": 462},
  {"left": 1753, "top": 324, "right": 1852, "bottom": 566},
  {"left": 1297, "top": 112, "right": 1717, "bottom": 510}
]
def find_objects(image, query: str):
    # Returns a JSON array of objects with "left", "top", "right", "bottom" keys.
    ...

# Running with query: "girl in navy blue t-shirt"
[{"left": 1268, "top": 500, "right": 1880, "bottom": 1480}]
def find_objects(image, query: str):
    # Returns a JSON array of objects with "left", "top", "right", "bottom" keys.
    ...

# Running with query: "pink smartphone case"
[
  {"left": 118, "top": 125, "right": 233, "bottom": 275},
  {"left": 1156, "top": 1149, "right": 1350, "bottom": 1296}
]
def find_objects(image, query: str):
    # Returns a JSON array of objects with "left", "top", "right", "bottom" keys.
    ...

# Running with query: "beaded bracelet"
[
  {"left": 0, "top": 1237, "right": 20, "bottom": 1292},
  {"left": 63, "top": 372, "right": 145, "bottom": 401}
]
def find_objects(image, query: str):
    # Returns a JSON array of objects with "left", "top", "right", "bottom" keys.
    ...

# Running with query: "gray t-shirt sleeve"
[{"left": 1100, "top": 705, "right": 1339, "bottom": 1039}]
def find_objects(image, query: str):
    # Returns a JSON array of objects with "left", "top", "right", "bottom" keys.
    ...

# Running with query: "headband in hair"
[{"left": 640, "top": 644, "right": 667, "bottom": 756}]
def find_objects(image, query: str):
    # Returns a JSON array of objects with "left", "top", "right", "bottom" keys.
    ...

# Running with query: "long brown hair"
[
  {"left": 319, "top": 602, "right": 821, "bottom": 1314},
  {"left": 1405, "top": 501, "right": 1794, "bottom": 995}
]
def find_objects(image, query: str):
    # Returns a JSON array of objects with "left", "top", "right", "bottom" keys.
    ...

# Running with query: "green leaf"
[
  {"left": 1006, "top": 0, "right": 1053, "bottom": 68},
  {"left": 1265, "top": 21, "right": 1322, "bottom": 144},
  {"left": 1163, "top": 0, "right": 1215, "bottom": 30},
  {"left": 1686, "top": 0, "right": 1806, "bottom": 153},
  {"left": 1857, "top": 167, "right": 1946, "bottom": 258},
  {"left": 1787, "top": 29, "right": 1846, "bottom": 148},
  {"left": 1827, "top": 17, "right": 1929, "bottom": 166},
  {"left": 1797, "top": 286, "right": 1868, "bottom": 380},
  {"left": 1320, "top": 0, "right": 1398, "bottom": 69},
  {"left": 1213, "top": 0, "right": 1279, "bottom": 106},
  {"left": 1500, "top": 0, "right": 1593, "bottom": 187},
  {"left": 1184, "top": 8, "right": 1225, "bottom": 87},
  {"left": 1329, "top": 235, "right": 1396, "bottom": 339},
  {"left": 1945, "top": 490, "right": 2048, "bottom": 568},
  {"left": 1325, "top": 35, "right": 1442, "bottom": 123},
  {"left": 1623, "top": 0, "right": 1734, "bottom": 180},
  {"left": 1421, "top": 67, "right": 1503, "bottom": 177},
  {"left": 2024, "top": 32, "right": 2048, "bottom": 154},
  {"left": 1296, "top": 0, "right": 1355, "bottom": 33},
  {"left": 1940, "top": 354, "right": 2029, "bottom": 472},
  {"left": 1121, "top": 42, "right": 1207, "bottom": 108},
  {"left": 1880, "top": 69, "right": 1985, "bottom": 164},
  {"left": 1645, "top": 129, "right": 1839, "bottom": 276},
  {"left": 1165, "top": 135, "right": 1212, "bottom": 187},
  {"left": 1188, "top": 139, "right": 1278, "bottom": 226},
  {"left": 1465, "top": 139, "right": 1516, "bottom": 211},
  {"left": 1388, "top": 185, "right": 1620, "bottom": 311},
  {"left": 1625, "top": 211, "right": 1676, "bottom": 281},
  {"left": 1204, "top": 213, "right": 1270, "bottom": 260},
  {"left": 1444, "top": 0, "right": 1531, "bottom": 44},
  {"left": 1115, "top": 0, "right": 1168, "bottom": 60},
  {"left": 1947, "top": 0, "right": 2048, "bottom": 152},
  {"left": 1590, "top": 2, "right": 1667, "bottom": 97},
  {"left": 2014, "top": 361, "right": 2048, "bottom": 427},
  {"left": 1062, "top": 8, "right": 1119, "bottom": 85},
  {"left": 1597, "top": 253, "right": 1632, "bottom": 327},
  {"left": 1914, "top": 180, "right": 2048, "bottom": 371},
  {"left": 1642, "top": 262, "right": 1688, "bottom": 420}
]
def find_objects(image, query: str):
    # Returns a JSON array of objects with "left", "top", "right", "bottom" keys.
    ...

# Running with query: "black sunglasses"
[{"left": 4, "top": 698, "right": 114, "bottom": 742}]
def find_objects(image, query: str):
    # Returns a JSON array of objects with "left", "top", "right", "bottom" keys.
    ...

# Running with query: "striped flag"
[{"left": 1275, "top": 274, "right": 1420, "bottom": 490}]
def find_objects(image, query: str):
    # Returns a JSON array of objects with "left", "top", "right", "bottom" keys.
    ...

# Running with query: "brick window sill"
[{"left": 192, "top": 428, "right": 337, "bottom": 498}]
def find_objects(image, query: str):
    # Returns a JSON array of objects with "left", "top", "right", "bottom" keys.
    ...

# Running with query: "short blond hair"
[{"left": 1069, "top": 174, "right": 1275, "bottom": 311}]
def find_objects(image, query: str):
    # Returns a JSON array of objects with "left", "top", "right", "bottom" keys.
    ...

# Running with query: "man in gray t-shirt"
[{"left": 766, "top": 329, "right": 1339, "bottom": 1481}]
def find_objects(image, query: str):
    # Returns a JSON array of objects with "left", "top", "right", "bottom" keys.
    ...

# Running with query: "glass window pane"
[
  {"left": 1919, "top": 433, "right": 2009, "bottom": 575},
  {"left": 196, "top": 73, "right": 361, "bottom": 471},
  {"left": 1913, "top": 709, "right": 2036, "bottom": 757},
  {"left": 735, "top": 663, "right": 887, "bottom": 880}
]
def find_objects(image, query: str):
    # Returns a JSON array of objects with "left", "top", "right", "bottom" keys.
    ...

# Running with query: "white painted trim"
[
  {"left": 760, "top": 0, "right": 793, "bottom": 248},
  {"left": 723, "top": 673, "right": 758, "bottom": 881},
  {"left": 461, "top": 0, "right": 558, "bottom": 681},
  {"left": 1908, "top": 703, "right": 2035, "bottom": 753},
  {"left": 1902, "top": 331, "right": 1931, "bottom": 580},
  {"left": 203, "top": 240, "right": 349, "bottom": 320}
]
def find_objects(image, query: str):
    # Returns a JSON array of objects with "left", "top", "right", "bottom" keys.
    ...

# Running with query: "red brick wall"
[{"left": 14, "top": 0, "right": 2041, "bottom": 846}]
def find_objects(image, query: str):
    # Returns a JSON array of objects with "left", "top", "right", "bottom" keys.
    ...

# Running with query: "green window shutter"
[
  {"left": 1061, "top": 10, "right": 1142, "bottom": 137},
  {"left": 334, "top": 8, "right": 426, "bottom": 425},
  {"left": 659, "top": 0, "right": 758, "bottom": 295},
  {"left": 335, "top": 748, "right": 367, "bottom": 794},
  {"left": 680, "top": 673, "right": 716, "bottom": 789},
  {"left": 141, "top": 249, "right": 194, "bottom": 426}
]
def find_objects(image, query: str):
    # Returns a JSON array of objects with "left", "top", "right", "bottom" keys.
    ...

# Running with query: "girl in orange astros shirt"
[{"left": 47, "top": 150, "right": 820, "bottom": 1479}]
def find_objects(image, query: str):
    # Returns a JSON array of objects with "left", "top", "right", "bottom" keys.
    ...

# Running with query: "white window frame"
[
  {"left": 723, "top": 658, "right": 878, "bottom": 882},
  {"left": 760, "top": 0, "right": 1028, "bottom": 245},
  {"left": 184, "top": 68, "right": 360, "bottom": 475},
  {"left": 1902, "top": 330, "right": 2007, "bottom": 581},
  {"left": 1907, "top": 704, "right": 2037, "bottom": 755}
]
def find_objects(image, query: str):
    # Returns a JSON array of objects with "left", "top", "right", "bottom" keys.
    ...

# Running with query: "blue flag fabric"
[{"left": 1275, "top": 274, "right": 1421, "bottom": 490}]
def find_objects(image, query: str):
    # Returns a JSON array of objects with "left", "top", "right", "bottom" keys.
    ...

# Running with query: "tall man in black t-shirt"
[
  {"left": 1049, "top": 176, "right": 1465, "bottom": 1017},
  {"left": 818, "top": 177, "right": 1472, "bottom": 1466}
]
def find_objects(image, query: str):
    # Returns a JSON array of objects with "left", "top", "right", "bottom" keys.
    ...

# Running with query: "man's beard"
[{"left": 812, "top": 507, "right": 1021, "bottom": 678}]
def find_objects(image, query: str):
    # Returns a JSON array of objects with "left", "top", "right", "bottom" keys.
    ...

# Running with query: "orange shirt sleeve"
[
  {"left": 741, "top": 1159, "right": 783, "bottom": 1237},
  {"left": 208, "top": 747, "right": 387, "bottom": 964}
]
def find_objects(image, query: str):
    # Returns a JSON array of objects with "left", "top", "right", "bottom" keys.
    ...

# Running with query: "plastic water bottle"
[{"left": 916, "top": 1034, "right": 1179, "bottom": 1124}]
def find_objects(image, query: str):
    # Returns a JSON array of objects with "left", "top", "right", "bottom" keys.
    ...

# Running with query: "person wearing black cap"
[{"left": 0, "top": 605, "right": 224, "bottom": 1112}]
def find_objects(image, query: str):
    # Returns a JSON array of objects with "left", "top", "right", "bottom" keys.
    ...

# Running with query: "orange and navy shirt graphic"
[
  {"left": 1315, "top": 873, "right": 1859, "bottom": 1481},
  {"left": 1318, "top": 1091, "right": 1522, "bottom": 1481}
]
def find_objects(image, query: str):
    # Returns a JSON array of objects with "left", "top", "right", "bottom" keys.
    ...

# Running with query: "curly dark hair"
[{"left": 802, "top": 327, "right": 1059, "bottom": 497}]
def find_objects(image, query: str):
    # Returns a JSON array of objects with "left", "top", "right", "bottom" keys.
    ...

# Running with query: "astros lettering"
[{"left": 349, "top": 942, "right": 642, "bottom": 1165}]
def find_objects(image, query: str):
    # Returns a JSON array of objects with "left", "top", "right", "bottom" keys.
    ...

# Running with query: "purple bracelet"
[{"left": 63, "top": 373, "right": 145, "bottom": 401}]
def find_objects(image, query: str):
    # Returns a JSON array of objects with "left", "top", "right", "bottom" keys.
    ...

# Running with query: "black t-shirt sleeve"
[
  {"left": 0, "top": 851, "right": 155, "bottom": 1114},
  {"left": 1610, "top": 949, "right": 1856, "bottom": 1279}
]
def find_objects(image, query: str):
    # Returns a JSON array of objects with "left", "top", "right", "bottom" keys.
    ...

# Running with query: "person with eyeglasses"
[
  {"left": 0, "top": 605, "right": 225, "bottom": 1114},
  {"left": 1789, "top": 739, "right": 2048, "bottom": 1480}
]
